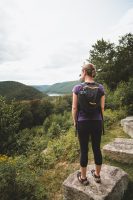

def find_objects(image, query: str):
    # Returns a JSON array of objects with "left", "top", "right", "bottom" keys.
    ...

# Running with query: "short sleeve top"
[{"left": 72, "top": 82, "right": 105, "bottom": 121}]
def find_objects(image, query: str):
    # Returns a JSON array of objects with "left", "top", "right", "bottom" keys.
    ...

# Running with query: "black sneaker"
[{"left": 91, "top": 169, "right": 101, "bottom": 183}]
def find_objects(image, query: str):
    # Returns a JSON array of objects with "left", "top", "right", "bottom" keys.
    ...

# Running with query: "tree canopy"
[{"left": 88, "top": 33, "right": 133, "bottom": 89}]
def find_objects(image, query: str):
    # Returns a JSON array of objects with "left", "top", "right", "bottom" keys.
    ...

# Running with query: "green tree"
[
  {"left": 0, "top": 158, "right": 47, "bottom": 200},
  {"left": 19, "top": 103, "right": 34, "bottom": 129},
  {"left": 48, "top": 122, "right": 61, "bottom": 138},
  {"left": 88, "top": 38, "right": 116, "bottom": 87},
  {"left": 0, "top": 96, "right": 21, "bottom": 155},
  {"left": 114, "top": 33, "right": 133, "bottom": 86},
  {"left": 30, "top": 99, "right": 53, "bottom": 126},
  {"left": 88, "top": 33, "right": 133, "bottom": 89},
  {"left": 113, "top": 78, "right": 133, "bottom": 114},
  {"left": 53, "top": 96, "right": 71, "bottom": 114},
  {"left": 43, "top": 112, "right": 72, "bottom": 138}
]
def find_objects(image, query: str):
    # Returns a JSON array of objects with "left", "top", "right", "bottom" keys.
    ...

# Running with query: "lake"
[{"left": 47, "top": 93, "right": 65, "bottom": 96}]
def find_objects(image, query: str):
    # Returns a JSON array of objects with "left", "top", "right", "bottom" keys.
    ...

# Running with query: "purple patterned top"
[{"left": 72, "top": 82, "right": 105, "bottom": 121}]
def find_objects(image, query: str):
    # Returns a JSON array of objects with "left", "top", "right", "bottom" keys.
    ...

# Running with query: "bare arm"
[
  {"left": 101, "top": 95, "right": 105, "bottom": 114},
  {"left": 72, "top": 93, "right": 78, "bottom": 127}
]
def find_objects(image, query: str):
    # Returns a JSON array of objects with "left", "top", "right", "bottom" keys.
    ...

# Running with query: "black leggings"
[{"left": 77, "top": 120, "right": 102, "bottom": 167}]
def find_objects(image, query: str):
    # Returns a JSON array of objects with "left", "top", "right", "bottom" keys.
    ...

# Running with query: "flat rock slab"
[
  {"left": 103, "top": 138, "right": 133, "bottom": 164},
  {"left": 123, "top": 122, "right": 133, "bottom": 138},
  {"left": 63, "top": 164, "right": 128, "bottom": 200},
  {"left": 121, "top": 116, "right": 133, "bottom": 138},
  {"left": 121, "top": 116, "right": 133, "bottom": 126}
]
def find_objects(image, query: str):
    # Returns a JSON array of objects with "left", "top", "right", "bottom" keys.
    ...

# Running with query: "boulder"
[
  {"left": 121, "top": 116, "right": 133, "bottom": 126},
  {"left": 103, "top": 138, "right": 133, "bottom": 164},
  {"left": 121, "top": 116, "right": 133, "bottom": 138},
  {"left": 123, "top": 122, "right": 133, "bottom": 138},
  {"left": 63, "top": 164, "right": 128, "bottom": 200}
]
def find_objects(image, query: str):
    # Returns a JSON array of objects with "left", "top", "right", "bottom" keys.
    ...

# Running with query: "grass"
[{"left": 40, "top": 122, "right": 133, "bottom": 200}]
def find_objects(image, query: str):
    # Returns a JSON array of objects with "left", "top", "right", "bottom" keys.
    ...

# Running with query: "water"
[{"left": 47, "top": 93, "right": 64, "bottom": 96}]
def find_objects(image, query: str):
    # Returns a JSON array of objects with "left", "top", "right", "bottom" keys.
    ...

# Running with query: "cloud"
[
  {"left": 105, "top": 7, "right": 133, "bottom": 42},
  {"left": 0, "top": 0, "right": 30, "bottom": 64},
  {"left": 43, "top": 41, "right": 89, "bottom": 70}
]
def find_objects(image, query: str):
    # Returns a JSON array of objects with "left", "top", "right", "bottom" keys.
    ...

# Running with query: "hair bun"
[{"left": 83, "top": 63, "right": 96, "bottom": 77}]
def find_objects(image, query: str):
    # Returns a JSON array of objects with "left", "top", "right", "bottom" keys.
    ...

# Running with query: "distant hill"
[
  {"left": 33, "top": 85, "right": 50, "bottom": 92},
  {"left": 0, "top": 81, "right": 44, "bottom": 100},
  {"left": 33, "top": 80, "right": 80, "bottom": 94}
]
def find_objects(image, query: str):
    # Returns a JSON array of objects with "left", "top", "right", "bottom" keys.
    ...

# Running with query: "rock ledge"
[
  {"left": 121, "top": 116, "right": 133, "bottom": 138},
  {"left": 63, "top": 164, "right": 128, "bottom": 200},
  {"left": 103, "top": 138, "right": 133, "bottom": 164}
]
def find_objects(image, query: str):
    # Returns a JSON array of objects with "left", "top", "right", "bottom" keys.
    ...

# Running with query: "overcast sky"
[{"left": 0, "top": 0, "right": 133, "bottom": 85}]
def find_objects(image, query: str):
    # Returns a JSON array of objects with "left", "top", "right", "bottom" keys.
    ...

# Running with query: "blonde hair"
[{"left": 82, "top": 63, "right": 96, "bottom": 78}]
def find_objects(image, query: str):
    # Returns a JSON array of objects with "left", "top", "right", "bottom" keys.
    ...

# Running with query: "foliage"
[
  {"left": 88, "top": 38, "right": 116, "bottom": 87},
  {"left": 15, "top": 129, "right": 35, "bottom": 155},
  {"left": 18, "top": 95, "right": 72, "bottom": 130},
  {"left": 0, "top": 157, "right": 48, "bottom": 200},
  {"left": 102, "top": 83, "right": 115, "bottom": 110},
  {"left": 41, "top": 128, "right": 79, "bottom": 169},
  {"left": 103, "top": 79, "right": 133, "bottom": 114},
  {"left": 0, "top": 81, "right": 44, "bottom": 100},
  {"left": 104, "top": 109, "right": 127, "bottom": 129},
  {"left": 52, "top": 95, "right": 72, "bottom": 114},
  {"left": 19, "top": 98, "right": 54, "bottom": 129},
  {"left": 115, "top": 78, "right": 133, "bottom": 115},
  {"left": 0, "top": 96, "right": 22, "bottom": 155},
  {"left": 30, "top": 99, "right": 54, "bottom": 126},
  {"left": 15, "top": 127, "right": 48, "bottom": 156},
  {"left": 43, "top": 111, "right": 72, "bottom": 138},
  {"left": 88, "top": 33, "right": 133, "bottom": 89},
  {"left": 115, "top": 33, "right": 133, "bottom": 85},
  {"left": 47, "top": 122, "right": 61, "bottom": 138},
  {"left": 19, "top": 103, "right": 34, "bottom": 129}
]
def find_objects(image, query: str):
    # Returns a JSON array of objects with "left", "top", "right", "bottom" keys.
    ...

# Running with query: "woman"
[{"left": 72, "top": 63, "right": 105, "bottom": 185}]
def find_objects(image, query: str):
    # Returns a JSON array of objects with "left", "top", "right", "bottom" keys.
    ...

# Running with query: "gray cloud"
[
  {"left": 42, "top": 41, "right": 89, "bottom": 70},
  {"left": 0, "top": 38, "right": 29, "bottom": 64},
  {"left": 0, "top": 1, "right": 30, "bottom": 64}
]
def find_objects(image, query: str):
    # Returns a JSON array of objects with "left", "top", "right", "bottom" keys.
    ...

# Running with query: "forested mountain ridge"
[
  {"left": 33, "top": 80, "right": 80, "bottom": 94},
  {"left": 32, "top": 84, "right": 50, "bottom": 92},
  {"left": 0, "top": 81, "right": 44, "bottom": 100}
]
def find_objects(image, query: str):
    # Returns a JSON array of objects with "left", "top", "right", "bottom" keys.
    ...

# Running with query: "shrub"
[
  {"left": 0, "top": 96, "right": 22, "bottom": 155},
  {"left": 47, "top": 122, "right": 61, "bottom": 138},
  {"left": 103, "top": 84, "right": 117, "bottom": 110},
  {"left": 15, "top": 128, "right": 48, "bottom": 156},
  {"left": 43, "top": 111, "right": 72, "bottom": 138},
  {"left": 112, "top": 79, "right": 133, "bottom": 114},
  {"left": 104, "top": 109, "right": 127, "bottom": 129},
  {"left": 52, "top": 95, "right": 72, "bottom": 114},
  {"left": 41, "top": 128, "right": 79, "bottom": 169},
  {"left": 0, "top": 157, "right": 48, "bottom": 200}
]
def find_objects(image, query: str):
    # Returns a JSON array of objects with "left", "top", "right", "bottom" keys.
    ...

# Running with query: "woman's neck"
[{"left": 84, "top": 76, "right": 94, "bottom": 83}]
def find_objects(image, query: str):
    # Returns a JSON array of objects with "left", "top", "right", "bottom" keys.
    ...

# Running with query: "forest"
[{"left": 0, "top": 33, "right": 133, "bottom": 200}]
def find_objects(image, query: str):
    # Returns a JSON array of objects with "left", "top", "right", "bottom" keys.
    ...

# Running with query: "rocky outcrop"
[
  {"left": 63, "top": 164, "right": 128, "bottom": 200},
  {"left": 103, "top": 138, "right": 133, "bottom": 164},
  {"left": 121, "top": 116, "right": 133, "bottom": 138}
]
